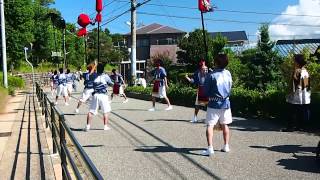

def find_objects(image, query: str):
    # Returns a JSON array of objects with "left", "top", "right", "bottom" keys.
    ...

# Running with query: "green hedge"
[
  {"left": 0, "top": 86, "right": 8, "bottom": 112},
  {"left": 125, "top": 85, "right": 320, "bottom": 127},
  {"left": 0, "top": 73, "right": 25, "bottom": 96},
  {"left": 0, "top": 74, "right": 25, "bottom": 89}
]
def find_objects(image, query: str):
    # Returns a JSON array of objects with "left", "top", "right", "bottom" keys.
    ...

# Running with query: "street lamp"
[{"left": 24, "top": 47, "right": 34, "bottom": 93}]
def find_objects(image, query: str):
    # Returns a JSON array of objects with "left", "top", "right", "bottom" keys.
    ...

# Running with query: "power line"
[
  {"left": 156, "top": 0, "right": 178, "bottom": 29},
  {"left": 137, "top": 11, "right": 320, "bottom": 28},
  {"left": 116, "top": 0, "right": 320, "bottom": 18},
  {"left": 100, "top": 0, "right": 153, "bottom": 27}
]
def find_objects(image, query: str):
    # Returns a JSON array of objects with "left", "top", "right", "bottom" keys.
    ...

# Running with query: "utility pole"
[
  {"left": 1, "top": 0, "right": 8, "bottom": 88},
  {"left": 200, "top": 11, "right": 209, "bottom": 62},
  {"left": 63, "top": 29, "right": 66, "bottom": 68},
  {"left": 130, "top": 0, "right": 137, "bottom": 84}
]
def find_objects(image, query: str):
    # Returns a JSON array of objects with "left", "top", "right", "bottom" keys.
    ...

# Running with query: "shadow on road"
[
  {"left": 144, "top": 119, "right": 191, "bottom": 123},
  {"left": 250, "top": 145, "right": 320, "bottom": 173},
  {"left": 135, "top": 146, "right": 205, "bottom": 156},
  {"left": 229, "top": 117, "right": 281, "bottom": 132}
]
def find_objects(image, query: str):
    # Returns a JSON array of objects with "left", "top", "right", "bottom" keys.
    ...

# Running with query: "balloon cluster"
[{"left": 77, "top": 0, "right": 103, "bottom": 37}]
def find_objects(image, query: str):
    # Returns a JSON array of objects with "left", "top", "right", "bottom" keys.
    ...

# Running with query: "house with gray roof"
[{"left": 124, "top": 23, "right": 186, "bottom": 63}]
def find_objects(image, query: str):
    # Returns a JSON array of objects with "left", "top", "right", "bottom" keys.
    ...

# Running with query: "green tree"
[
  {"left": 240, "top": 24, "right": 283, "bottom": 90},
  {"left": 32, "top": 0, "right": 56, "bottom": 65},
  {"left": 177, "top": 29, "right": 227, "bottom": 68},
  {"left": 5, "top": 0, "right": 34, "bottom": 67},
  {"left": 87, "top": 28, "right": 126, "bottom": 64}
]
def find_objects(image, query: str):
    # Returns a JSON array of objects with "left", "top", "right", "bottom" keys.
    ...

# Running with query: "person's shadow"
[
  {"left": 250, "top": 145, "right": 320, "bottom": 173},
  {"left": 135, "top": 146, "right": 205, "bottom": 156}
]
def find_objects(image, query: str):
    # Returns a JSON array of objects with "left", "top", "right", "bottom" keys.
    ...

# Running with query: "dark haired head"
[
  {"left": 214, "top": 54, "right": 229, "bottom": 69},
  {"left": 59, "top": 68, "right": 64, "bottom": 74},
  {"left": 97, "top": 63, "right": 105, "bottom": 74},
  {"left": 112, "top": 69, "right": 116, "bottom": 73},
  {"left": 154, "top": 59, "right": 163, "bottom": 68},
  {"left": 54, "top": 70, "right": 57, "bottom": 75},
  {"left": 294, "top": 54, "right": 307, "bottom": 68},
  {"left": 67, "top": 69, "right": 70, "bottom": 74}
]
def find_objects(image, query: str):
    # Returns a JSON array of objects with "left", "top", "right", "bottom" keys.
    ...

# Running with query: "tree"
[
  {"left": 32, "top": 1, "right": 56, "bottom": 65},
  {"left": 87, "top": 28, "right": 126, "bottom": 64},
  {"left": 5, "top": 0, "right": 34, "bottom": 67},
  {"left": 65, "top": 23, "right": 85, "bottom": 68},
  {"left": 177, "top": 29, "right": 227, "bottom": 69},
  {"left": 240, "top": 24, "right": 283, "bottom": 90}
]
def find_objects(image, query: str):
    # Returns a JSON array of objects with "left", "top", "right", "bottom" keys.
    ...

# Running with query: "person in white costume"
[{"left": 85, "top": 63, "right": 114, "bottom": 131}]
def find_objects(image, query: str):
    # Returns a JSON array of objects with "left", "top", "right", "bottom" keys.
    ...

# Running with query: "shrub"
[
  {"left": 125, "top": 83, "right": 319, "bottom": 127},
  {"left": 0, "top": 86, "right": 8, "bottom": 113},
  {"left": 0, "top": 74, "right": 25, "bottom": 89}
]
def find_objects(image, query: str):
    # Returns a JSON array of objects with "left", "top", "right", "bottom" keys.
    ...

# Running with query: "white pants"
[
  {"left": 66, "top": 83, "right": 73, "bottom": 94},
  {"left": 89, "top": 94, "right": 111, "bottom": 115},
  {"left": 206, "top": 108, "right": 232, "bottom": 126},
  {"left": 57, "top": 85, "right": 68, "bottom": 97},
  {"left": 80, "top": 88, "right": 94, "bottom": 102}
]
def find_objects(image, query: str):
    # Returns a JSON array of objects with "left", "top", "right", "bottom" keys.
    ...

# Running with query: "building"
[
  {"left": 275, "top": 39, "right": 320, "bottom": 58},
  {"left": 210, "top": 31, "right": 248, "bottom": 54},
  {"left": 124, "top": 23, "right": 186, "bottom": 63}
]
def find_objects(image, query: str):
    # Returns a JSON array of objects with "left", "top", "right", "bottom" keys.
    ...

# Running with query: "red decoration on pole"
[
  {"left": 198, "top": 0, "right": 212, "bottom": 13},
  {"left": 96, "top": 0, "right": 103, "bottom": 12},
  {"left": 77, "top": 14, "right": 91, "bottom": 28},
  {"left": 77, "top": 28, "right": 87, "bottom": 37},
  {"left": 95, "top": 13, "right": 102, "bottom": 23}
]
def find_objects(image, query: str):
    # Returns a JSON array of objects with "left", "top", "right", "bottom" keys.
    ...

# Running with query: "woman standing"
[
  {"left": 185, "top": 60, "right": 209, "bottom": 123},
  {"left": 148, "top": 60, "right": 172, "bottom": 111},
  {"left": 283, "top": 54, "right": 311, "bottom": 131}
]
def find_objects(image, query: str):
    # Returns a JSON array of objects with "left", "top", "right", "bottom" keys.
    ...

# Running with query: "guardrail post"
[
  {"left": 41, "top": 89, "right": 45, "bottom": 115},
  {"left": 59, "top": 114, "right": 67, "bottom": 180},
  {"left": 44, "top": 94, "right": 49, "bottom": 128},
  {"left": 51, "top": 102, "right": 57, "bottom": 154}
]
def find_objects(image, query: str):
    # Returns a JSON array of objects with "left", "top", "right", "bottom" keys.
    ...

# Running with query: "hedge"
[{"left": 125, "top": 85, "right": 320, "bottom": 127}]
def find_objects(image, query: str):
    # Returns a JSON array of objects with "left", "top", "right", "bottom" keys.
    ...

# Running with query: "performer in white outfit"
[
  {"left": 66, "top": 69, "right": 76, "bottom": 97},
  {"left": 75, "top": 64, "right": 97, "bottom": 113},
  {"left": 85, "top": 63, "right": 114, "bottom": 131},
  {"left": 51, "top": 70, "right": 58, "bottom": 96},
  {"left": 55, "top": 68, "right": 69, "bottom": 106},
  {"left": 202, "top": 54, "right": 233, "bottom": 156}
]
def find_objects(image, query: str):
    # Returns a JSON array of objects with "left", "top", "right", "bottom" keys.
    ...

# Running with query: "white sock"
[
  {"left": 86, "top": 124, "right": 90, "bottom": 129},
  {"left": 208, "top": 146, "right": 213, "bottom": 150}
]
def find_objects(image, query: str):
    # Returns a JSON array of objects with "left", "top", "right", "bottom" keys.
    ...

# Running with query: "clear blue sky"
[{"left": 52, "top": 0, "right": 304, "bottom": 42}]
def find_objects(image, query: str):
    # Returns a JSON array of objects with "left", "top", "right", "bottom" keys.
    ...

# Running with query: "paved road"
[{"left": 48, "top": 87, "right": 319, "bottom": 180}]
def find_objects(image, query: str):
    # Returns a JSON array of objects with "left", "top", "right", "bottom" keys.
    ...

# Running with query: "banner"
[{"left": 198, "top": 0, "right": 212, "bottom": 12}]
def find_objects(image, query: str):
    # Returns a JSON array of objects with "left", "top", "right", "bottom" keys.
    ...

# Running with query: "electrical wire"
[
  {"left": 137, "top": 11, "right": 320, "bottom": 28},
  {"left": 117, "top": 0, "right": 320, "bottom": 18}
]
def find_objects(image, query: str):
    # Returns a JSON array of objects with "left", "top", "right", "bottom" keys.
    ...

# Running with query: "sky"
[{"left": 52, "top": 0, "right": 320, "bottom": 43}]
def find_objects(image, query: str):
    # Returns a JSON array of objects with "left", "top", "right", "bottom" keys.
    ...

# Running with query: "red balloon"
[
  {"left": 95, "top": 13, "right": 102, "bottom": 23},
  {"left": 77, "top": 14, "right": 91, "bottom": 28},
  {"left": 77, "top": 28, "right": 87, "bottom": 37},
  {"left": 96, "top": 0, "right": 103, "bottom": 12}
]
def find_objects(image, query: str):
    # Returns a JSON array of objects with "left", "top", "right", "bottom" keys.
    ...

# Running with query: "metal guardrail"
[{"left": 35, "top": 82, "right": 104, "bottom": 180}]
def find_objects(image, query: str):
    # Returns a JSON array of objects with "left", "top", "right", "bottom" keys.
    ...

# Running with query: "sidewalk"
[{"left": 0, "top": 91, "right": 56, "bottom": 179}]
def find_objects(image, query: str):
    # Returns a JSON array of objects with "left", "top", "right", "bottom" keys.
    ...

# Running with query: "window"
[
  {"left": 137, "top": 39, "right": 150, "bottom": 47},
  {"left": 157, "top": 38, "right": 177, "bottom": 45}
]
